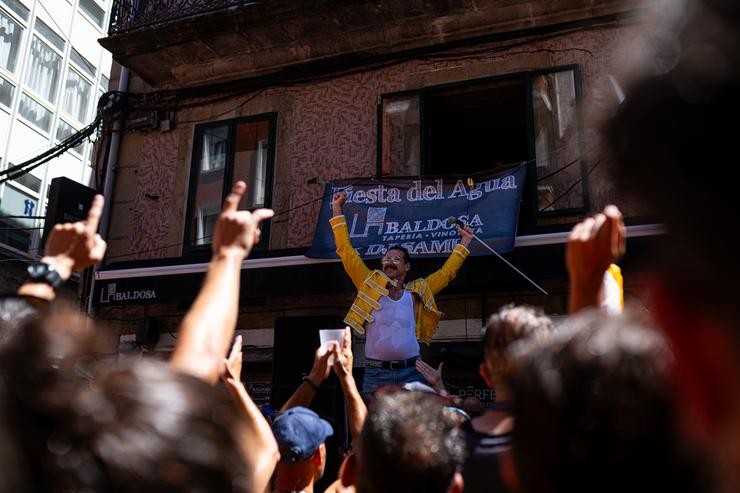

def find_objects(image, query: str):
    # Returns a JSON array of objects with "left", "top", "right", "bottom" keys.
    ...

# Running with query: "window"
[
  {"left": 14, "top": 169, "right": 41, "bottom": 193},
  {"left": 378, "top": 66, "right": 588, "bottom": 224},
  {"left": 79, "top": 0, "right": 105, "bottom": 29},
  {"left": 0, "top": 7, "right": 24, "bottom": 73},
  {"left": 184, "top": 114, "right": 276, "bottom": 252},
  {"left": 0, "top": 183, "right": 37, "bottom": 251},
  {"left": 18, "top": 92, "right": 52, "bottom": 132},
  {"left": 70, "top": 48, "right": 95, "bottom": 78},
  {"left": 62, "top": 67, "right": 92, "bottom": 122},
  {"left": 1, "top": 0, "right": 30, "bottom": 22},
  {"left": 24, "top": 34, "right": 62, "bottom": 104},
  {"left": 0, "top": 74, "right": 14, "bottom": 107},
  {"left": 56, "top": 118, "right": 84, "bottom": 155}
]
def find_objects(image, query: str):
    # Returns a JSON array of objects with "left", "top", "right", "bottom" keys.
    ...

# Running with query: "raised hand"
[
  {"left": 42, "top": 194, "right": 107, "bottom": 280},
  {"left": 332, "top": 191, "right": 347, "bottom": 215},
  {"left": 212, "top": 181, "right": 274, "bottom": 260},
  {"left": 456, "top": 224, "right": 474, "bottom": 248},
  {"left": 308, "top": 341, "right": 339, "bottom": 385},
  {"left": 416, "top": 359, "right": 444, "bottom": 389},
  {"left": 333, "top": 327, "right": 353, "bottom": 380},
  {"left": 222, "top": 335, "right": 243, "bottom": 383},
  {"left": 566, "top": 205, "right": 626, "bottom": 313}
]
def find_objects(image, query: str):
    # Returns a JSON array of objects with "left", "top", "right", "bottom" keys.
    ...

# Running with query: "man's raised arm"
[
  {"left": 330, "top": 191, "right": 370, "bottom": 288},
  {"left": 424, "top": 224, "right": 473, "bottom": 294},
  {"left": 171, "top": 181, "right": 273, "bottom": 384}
]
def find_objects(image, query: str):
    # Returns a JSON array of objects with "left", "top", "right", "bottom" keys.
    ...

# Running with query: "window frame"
[
  {"left": 376, "top": 64, "right": 589, "bottom": 219},
  {"left": 0, "top": 3, "right": 29, "bottom": 111},
  {"left": 77, "top": 0, "right": 107, "bottom": 31},
  {"left": 183, "top": 112, "right": 277, "bottom": 255}
]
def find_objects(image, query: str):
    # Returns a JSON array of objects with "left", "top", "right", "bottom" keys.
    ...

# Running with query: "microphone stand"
[{"left": 454, "top": 219, "right": 548, "bottom": 295}]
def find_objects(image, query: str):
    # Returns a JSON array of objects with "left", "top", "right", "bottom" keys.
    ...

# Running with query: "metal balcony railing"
[{"left": 108, "top": 0, "right": 262, "bottom": 34}]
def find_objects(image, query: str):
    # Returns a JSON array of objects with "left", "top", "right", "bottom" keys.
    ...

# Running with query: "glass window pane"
[
  {"left": 190, "top": 125, "right": 228, "bottom": 245},
  {"left": 0, "top": 74, "right": 15, "bottom": 107},
  {"left": 380, "top": 96, "right": 420, "bottom": 176},
  {"left": 1, "top": 0, "right": 30, "bottom": 22},
  {"left": 0, "top": 9, "right": 23, "bottom": 73},
  {"left": 232, "top": 120, "right": 270, "bottom": 209},
  {"left": 14, "top": 171, "right": 41, "bottom": 193},
  {"left": 0, "top": 184, "right": 37, "bottom": 251},
  {"left": 62, "top": 68, "right": 92, "bottom": 122},
  {"left": 70, "top": 48, "right": 95, "bottom": 78},
  {"left": 25, "top": 35, "right": 62, "bottom": 103},
  {"left": 34, "top": 19, "right": 64, "bottom": 51},
  {"left": 19, "top": 93, "right": 52, "bottom": 132},
  {"left": 56, "top": 119, "right": 84, "bottom": 154},
  {"left": 79, "top": 0, "right": 105, "bottom": 28},
  {"left": 531, "top": 70, "right": 585, "bottom": 212}
]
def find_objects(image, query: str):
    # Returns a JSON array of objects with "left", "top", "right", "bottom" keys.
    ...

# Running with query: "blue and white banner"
[{"left": 306, "top": 165, "right": 526, "bottom": 259}]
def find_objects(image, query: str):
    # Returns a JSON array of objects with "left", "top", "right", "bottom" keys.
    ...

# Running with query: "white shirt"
[{"left": 364, "top": 290, "right": 420, "bottom": 361}]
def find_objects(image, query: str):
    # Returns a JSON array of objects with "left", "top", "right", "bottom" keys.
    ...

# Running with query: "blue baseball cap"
[{"left": 271, "top": 406, "right": 334, "bottom": 463}]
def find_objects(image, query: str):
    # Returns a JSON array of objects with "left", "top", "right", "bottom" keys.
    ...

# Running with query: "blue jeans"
[{"left": 362, "top": 365, "right": 427, "bottom": 394}]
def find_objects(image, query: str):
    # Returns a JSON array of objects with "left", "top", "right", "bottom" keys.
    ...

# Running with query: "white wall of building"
[{"left": 0, "top": 0, "right": 112, "bottom": 253}]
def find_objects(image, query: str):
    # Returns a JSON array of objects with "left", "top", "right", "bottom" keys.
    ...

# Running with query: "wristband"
[{"left": 302, "top": 376, "right": 320, "bottom": 392}]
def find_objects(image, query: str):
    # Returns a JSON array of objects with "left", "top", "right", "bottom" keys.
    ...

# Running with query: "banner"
[{"left": 306, "top": 165, "right": 526, "bottom": 259}]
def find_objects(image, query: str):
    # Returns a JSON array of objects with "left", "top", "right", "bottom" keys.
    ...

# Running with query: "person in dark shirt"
[{"left": 461, "top": 304, "right": 553, "bottom": 493}]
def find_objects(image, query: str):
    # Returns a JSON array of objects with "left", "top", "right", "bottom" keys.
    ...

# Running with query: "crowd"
[{"left": 1, "top": 0, "right": 739, "bottom": 492}]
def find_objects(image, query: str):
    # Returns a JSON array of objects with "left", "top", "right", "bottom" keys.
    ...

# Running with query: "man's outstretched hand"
[
  {"left": 456, "top": 224, "right": 474, "bottom": 248},
  {"left": 416, "top": 359, "right": 449, "bottom": 395},
  {"left": 42, "top": 193, "right": 107, "bottom": 281},
  {"left": 212, "top": 181, "right": 274, "bottom": 260},
  {"left": 332, "top": 191, "right": 347, "bottom": 216}
]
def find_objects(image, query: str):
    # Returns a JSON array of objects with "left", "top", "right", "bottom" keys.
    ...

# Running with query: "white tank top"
[{"left": 364, "top": 290, "right": 420, "bottom": 361}]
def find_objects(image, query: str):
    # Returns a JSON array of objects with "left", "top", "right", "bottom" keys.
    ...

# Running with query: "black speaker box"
[{"left": 42, "top": 177, "right": 97, "bottom": 248}]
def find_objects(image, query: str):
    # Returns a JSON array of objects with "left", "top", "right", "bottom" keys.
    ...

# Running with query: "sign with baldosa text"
[{"left": 306, "top": 165, "right": 526, "bottom": 259}]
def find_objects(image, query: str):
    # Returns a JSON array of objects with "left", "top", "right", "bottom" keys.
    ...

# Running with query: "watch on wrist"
[{"left": 26, "top": 261, "right": 63, "bottom": 289}]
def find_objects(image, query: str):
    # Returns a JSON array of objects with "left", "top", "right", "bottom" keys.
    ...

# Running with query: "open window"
[{"left": 378, "top": 66, "right": 588, "bottom": 229}]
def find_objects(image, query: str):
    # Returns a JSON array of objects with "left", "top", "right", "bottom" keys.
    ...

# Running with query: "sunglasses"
[{"left": 380, "top": 256, "right": 404, "bottom": 265}]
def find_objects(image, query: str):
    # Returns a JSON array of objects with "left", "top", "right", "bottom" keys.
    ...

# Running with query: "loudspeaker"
[{"left": 42, "top": 177, "right": 97, "bottom": 248}]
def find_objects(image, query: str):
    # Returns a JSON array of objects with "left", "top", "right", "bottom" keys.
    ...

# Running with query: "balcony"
[
  {"left": 108, "top": 0, "right": 262, "bottom": 35},
  {"left": 100, "top": 0, "right": 641, "bottom": 89}
]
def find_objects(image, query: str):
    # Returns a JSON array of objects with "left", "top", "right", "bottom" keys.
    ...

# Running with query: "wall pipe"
[{"left": 87, "top": 66, "right": 130, "bottom": 316}]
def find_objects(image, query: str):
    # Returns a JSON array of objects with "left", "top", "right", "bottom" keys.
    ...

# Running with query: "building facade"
[
  {"left": 0, "top": 0, "right": 113, "bottom": 289},
  {"left": 95, "top": 0, "right": 658, "bottom": 401}
]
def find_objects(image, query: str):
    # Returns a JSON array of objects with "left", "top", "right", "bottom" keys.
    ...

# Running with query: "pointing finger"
[
  {"left": 251, "top": 208, "right": 275, "bottom": 224},
  {"left": 229, "top": 335, "right": 242, "bottom": 361},
  {"left": 86, "top": 195, "right": 104, "bottom": 233},
  {"left": 222, "top": 181, "right": 247, "bottom": 213}
]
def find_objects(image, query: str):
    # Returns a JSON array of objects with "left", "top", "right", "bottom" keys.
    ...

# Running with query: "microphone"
[{"left": 446, "top": 216, "right": 466, "bottom": 228}]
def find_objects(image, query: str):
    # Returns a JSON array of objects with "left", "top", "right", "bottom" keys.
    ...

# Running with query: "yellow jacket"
[{"left": 330, "top": 215, "right": 470, "bottom": 343}]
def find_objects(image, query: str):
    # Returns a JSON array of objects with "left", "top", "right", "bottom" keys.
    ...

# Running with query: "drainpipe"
[{"left": 87, "top": 66, "right": 129, "bottom": 316}]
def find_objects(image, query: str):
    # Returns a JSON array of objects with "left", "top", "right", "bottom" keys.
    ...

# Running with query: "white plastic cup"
[
  {"left": 319, "top": 329, "right": 345, "bottom": 348},
  {"left": 319, "top": 329, "right": 344, "bottom": 366}
]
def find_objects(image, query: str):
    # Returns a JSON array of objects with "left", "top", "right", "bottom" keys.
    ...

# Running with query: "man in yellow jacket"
[{"left": 331, "top": 191, "right": 473, "bottom": 393}]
